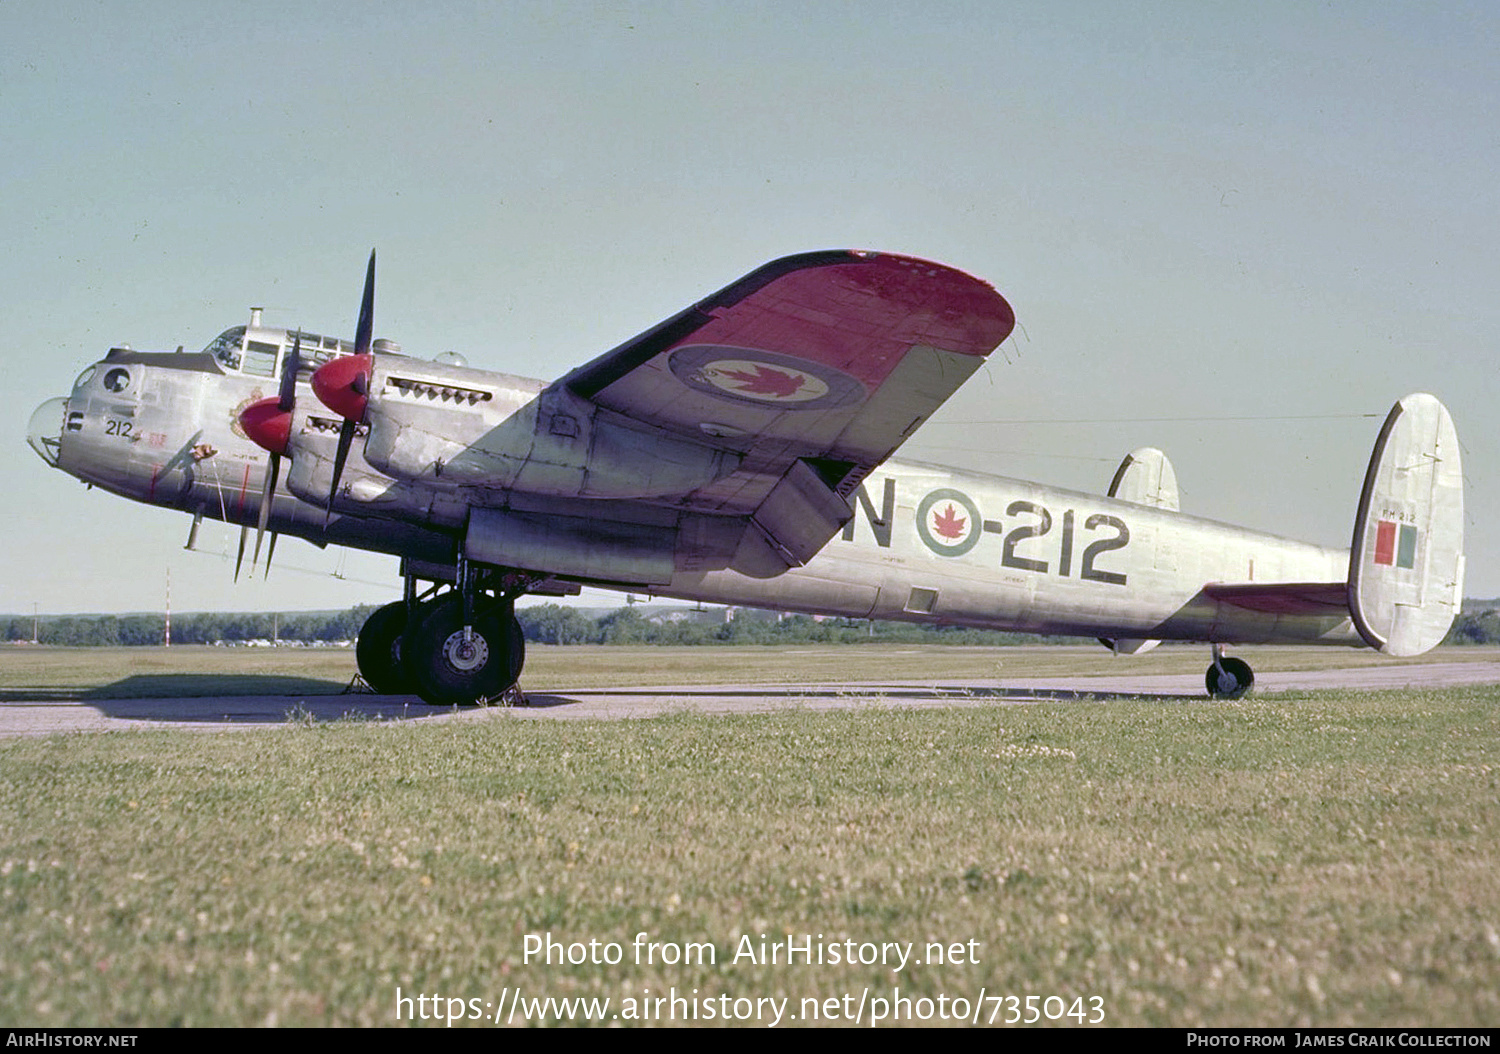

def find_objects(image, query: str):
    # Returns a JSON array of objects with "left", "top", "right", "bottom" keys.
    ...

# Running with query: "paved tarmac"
[{"left": 2, "top": 660, "right": 1498, "bottom": 737}]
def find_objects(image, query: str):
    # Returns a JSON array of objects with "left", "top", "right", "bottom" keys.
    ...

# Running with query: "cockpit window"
[
  {"left": 203, "top": 326, "right": 246, "bottom": 370},
  {"left": 201, "top": 323, "right": 349, "bottom": 378},
  {"left": 102, "top": 368, "right": 131, "bottom": 393},
  {"left": 243, "top": 339, "right": 279, "bottom": 378},
  {"left": 73, "top": 365, "right": 97, "bottom": 390},
  {"left": 288, "top": 329, "right": 352, "bottom": 371}
]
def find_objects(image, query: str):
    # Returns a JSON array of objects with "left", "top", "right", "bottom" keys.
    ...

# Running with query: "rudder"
[{"left": 1349, "top": 393, "right": 1464, "bottom": 656}]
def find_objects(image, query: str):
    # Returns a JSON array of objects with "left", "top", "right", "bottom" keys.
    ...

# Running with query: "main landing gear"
[
  {"left": 354, "top": 562, "right": 528, "bottom": 706},
  {"left": 1205, "top": 643, "right": 1254, "bottom": 699}
]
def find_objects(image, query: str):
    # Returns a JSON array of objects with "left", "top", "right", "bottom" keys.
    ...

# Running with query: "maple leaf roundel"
[
  {"left": 668, "top": 345, "right": 864, "bottom": 410},
  {"left": 916, "top": 488, "right": 982, "bottom": 557}
]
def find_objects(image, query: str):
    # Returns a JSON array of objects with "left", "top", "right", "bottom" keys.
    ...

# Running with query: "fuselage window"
[{"left": 102, "top": 368, "right": 131, "bottom": 393}]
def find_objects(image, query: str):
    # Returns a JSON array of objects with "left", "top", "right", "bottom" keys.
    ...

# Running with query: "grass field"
[
  {"left": 3, "top": 641, "right": 1497, "bottom": 700},
  {"left": 1, "top": 646, "right": 1497, "bottom": 1027}
]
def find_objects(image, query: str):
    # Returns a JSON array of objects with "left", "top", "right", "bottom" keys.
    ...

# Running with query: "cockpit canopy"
[
  {"left": 202, "top": 323, "right": 352, "bottom": 378},
  {"left": 203, "top": 326, "right": 247, "bottom": 370}
]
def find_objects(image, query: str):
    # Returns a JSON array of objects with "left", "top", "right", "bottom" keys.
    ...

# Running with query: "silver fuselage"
[{"left": 31, "top": 337, "right": 1358, "bottom": 648}]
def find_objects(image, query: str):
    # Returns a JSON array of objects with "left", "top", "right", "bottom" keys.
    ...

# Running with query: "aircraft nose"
[{"left": 27, "top": 397, "right": 68, "bottom": 467}]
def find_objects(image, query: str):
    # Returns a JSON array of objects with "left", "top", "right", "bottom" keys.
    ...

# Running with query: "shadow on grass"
[
  {"left": 1, "top": 679, "right": 1210, "bottom": 733},
  {"left": 83, "top": 695, "right": 450, "bottom": 726},
  {"left": 97, "top": 673, "right": 349, "bottom": 700},
  {"left": 0, "top": 674, "right": 460, "bottom": 727},
  {"left": 519, "top": 684, "right": 1208, "bottom": 713},
  {"left": 0, "top": 673, "right": 347, "bottom": 702}
]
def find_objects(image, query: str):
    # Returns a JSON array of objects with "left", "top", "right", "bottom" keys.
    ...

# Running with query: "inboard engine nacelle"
[{"left": 357, "top": 358, "right": 741, "bottom": 500}]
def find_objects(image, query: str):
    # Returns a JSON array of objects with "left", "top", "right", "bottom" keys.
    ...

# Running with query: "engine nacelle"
[{"left": 361, "top": 361, "right": 740, "bottom": 500}]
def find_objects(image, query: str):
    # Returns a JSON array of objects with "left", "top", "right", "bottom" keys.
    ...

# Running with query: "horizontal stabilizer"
[
  {"left": 1204, "top": 581, "right": 1349, "bottom": 616},
  {"left": 1349, "top": 393, "right": 1464, "bottom": 656}
]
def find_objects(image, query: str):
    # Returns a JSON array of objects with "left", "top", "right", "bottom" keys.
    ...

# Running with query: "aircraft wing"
[{"left": 553, "top": 251, "right": 1014, "bottom": 568}]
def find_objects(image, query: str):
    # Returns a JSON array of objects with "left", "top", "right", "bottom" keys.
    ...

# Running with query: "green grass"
[
  {"left": 2, "top": 682, "right": 1497, "bottom": 1027},
  {"left": 3, "top": 642, "right": 1496, "bottom": 699}
]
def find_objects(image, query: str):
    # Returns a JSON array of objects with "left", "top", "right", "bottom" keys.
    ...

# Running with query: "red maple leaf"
[
  {"left": 718, "top": 365, "right": 806, "bottom": 398},
  {"left": 932, "top": 504, "right": 967, "bottom": 540}
]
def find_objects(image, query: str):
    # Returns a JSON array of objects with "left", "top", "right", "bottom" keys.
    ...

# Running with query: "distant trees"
[
  {"left": 515, "top": 603, "right": 1075, "bottom": 647},
  {"left": 26, "top": 601, "right": 1500, "bottom": 646},
  {"left": 1445, "top": 610, "right": 1500, "bottom": 645},
  {"left": 4, "top": 605, "right": 378, "bottom": 646},
  {"left": 516, "top": 604, "right": 597, "bottom": 645}
]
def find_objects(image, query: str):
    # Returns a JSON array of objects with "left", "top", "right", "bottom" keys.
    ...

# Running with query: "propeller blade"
[
  {"left": 278, "top": 331, "right": 301, "bottom": 412},
  {"left": 253, "top": 451, "right": 281, "bottom": 569},
  {"left": 325, "top": 418, "right": 357, "bottom": 527},
  {"left": 234, "top": 525, "right": 249, "bottom": 583},
  {"left": 354, "top": 250, "right": 375, "bottom": 357},
  {"left": 319, "top": 252, "right": 377, "bottom": 526},
  {"left": 264, "top": 532, "right": 279, "bottom": 579}
]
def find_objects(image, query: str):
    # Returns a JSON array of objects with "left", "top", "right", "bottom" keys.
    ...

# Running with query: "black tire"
[
  {"left": 355, "top": 601, "right": 414, "bottom": 695},
  {"left": 403, "top": 595, "right": 524, "bottom": 706},
  {"left": 1205, "top": 656, "right": 1254, "bottom": 698}
]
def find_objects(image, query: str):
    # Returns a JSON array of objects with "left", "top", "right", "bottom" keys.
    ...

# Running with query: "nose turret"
[{"left": 27, "top": 397, "right": 68, "bottom": 467}]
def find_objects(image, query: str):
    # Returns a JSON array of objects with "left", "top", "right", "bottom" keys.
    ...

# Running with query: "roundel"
[
  {"left": 669, "top": 345, "right": 864, "bottom": 410},
  {"left": 916, "top": 488, "right": 982, "bottom": 557}
]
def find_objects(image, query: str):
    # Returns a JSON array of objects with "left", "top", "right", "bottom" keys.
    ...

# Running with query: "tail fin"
[
  {"left": 1108, "top": 447, "right": 1179, "bottom": 510},
  {"left": 1349, "top": 393, "right": 1464, "bottom": 656},
  {"left": 1101, "top": 447, "right": 1179, "bottom": 654}
]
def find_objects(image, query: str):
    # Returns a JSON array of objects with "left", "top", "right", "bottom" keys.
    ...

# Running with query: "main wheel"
[
  {"left": 355, "top": 601, "right": 414, "bottom": 695},
  {"left": 403, "top": 595, "right": 524, "bottom": 706},
  {"left": 1205, "top": 656, "right": 1254, "bottom": 698}
]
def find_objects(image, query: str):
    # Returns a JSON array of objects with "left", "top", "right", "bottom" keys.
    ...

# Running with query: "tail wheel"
[
  {"left": 354, "top": 601, "right": 414, "bottom": 695},
  {"left": 403, "top": 594, "right": 524, "bottom": 706},
  {"left": 1206, "top": 656, "right": 1254, "bottom": 698}
]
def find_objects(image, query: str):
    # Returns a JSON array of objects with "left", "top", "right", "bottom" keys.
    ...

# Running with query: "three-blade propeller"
[
  {"left": 312, "top": 251, "right": 376, "bottom": 527},
  {"left": 234, "top": 249, "right": 378, "bottom": 580}
]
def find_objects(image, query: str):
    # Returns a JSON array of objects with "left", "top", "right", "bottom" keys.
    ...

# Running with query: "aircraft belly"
[{"left": 664, "top": 556, "right": 882, "bottom": 619}]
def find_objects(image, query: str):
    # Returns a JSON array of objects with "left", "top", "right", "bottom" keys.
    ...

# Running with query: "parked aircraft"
[{"left": 27, "top": 251, "right": 1464, "bottom": 704}]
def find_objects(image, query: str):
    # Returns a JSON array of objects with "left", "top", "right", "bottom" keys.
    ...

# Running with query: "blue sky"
[{"left": 4, "top": 1, "right": 1498, "bottom": 613}]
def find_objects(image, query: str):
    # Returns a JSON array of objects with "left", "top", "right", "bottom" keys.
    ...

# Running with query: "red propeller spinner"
[
  {"left": 238, "top": 397, "right": 293, "bottom": 454},
  {"left": 310, "top": 351, "right": 373, "bottom": 423}
]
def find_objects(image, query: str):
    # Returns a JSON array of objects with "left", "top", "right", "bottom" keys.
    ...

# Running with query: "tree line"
[
  {"left": 4, "top": 604, "right": 1066, "bottom": 647},
  {"left": 7, "top": 603, "right": 1499, "bottom": 647},
  {"left": 2, "top": 608, "right": 374, "bottom": 647}
]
